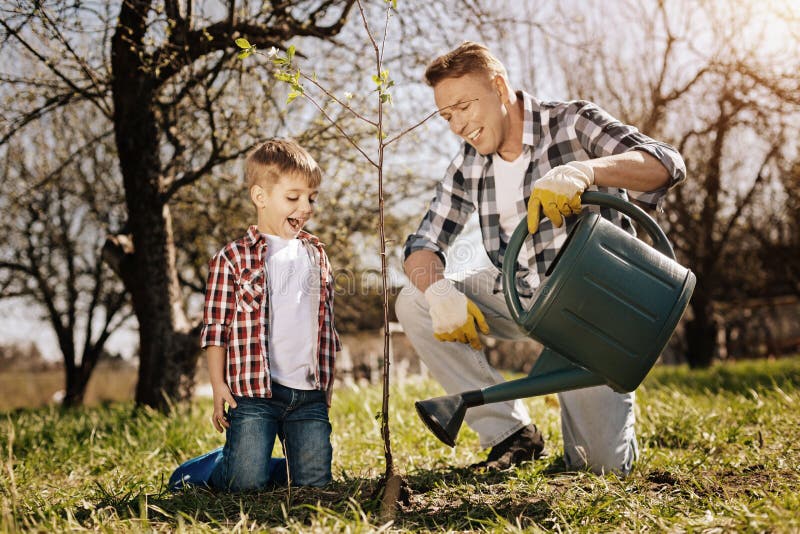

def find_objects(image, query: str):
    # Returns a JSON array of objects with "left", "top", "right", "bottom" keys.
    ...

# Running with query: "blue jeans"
[{"left": 209, "top": 382, "right": 333, "bottom": 490}]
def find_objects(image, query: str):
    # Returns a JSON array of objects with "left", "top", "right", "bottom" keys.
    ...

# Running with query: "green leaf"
[
  {"left": 237, "top": 49, "right": 252, "bottom": 60},
  {"left": 287, "top": 91, "right": 301, "bottom": 104},
  {"left": 235, "top": 38, "right": 251, "bottom": 49},
  {"left": 372, "top": 74, "right": 382, "bottom": 85},
  {"left": 287, "top": 45, "right": 296, "bottom": 61}
]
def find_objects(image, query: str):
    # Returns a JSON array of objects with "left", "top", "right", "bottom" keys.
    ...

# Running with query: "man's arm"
[
  {"left": 403, "top": 249, "right": 446, "bottom": 292},
  {"left": 527, "top": 151, "right": 672, "bottom": 233},
  {"left": 574, "top": 101, "right": 686, "bottom": 194},
  {"left": 586, "top": 151, "right": 670, "bottom": 192},
  {"left": 402, "top": 148, "right": 476, "bottom": 290}
]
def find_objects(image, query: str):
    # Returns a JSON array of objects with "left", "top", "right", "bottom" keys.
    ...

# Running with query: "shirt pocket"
[{"left": 235, "top": 268, "right": 265, "bottom": 313}]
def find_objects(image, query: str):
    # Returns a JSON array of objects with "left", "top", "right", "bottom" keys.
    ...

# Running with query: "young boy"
[{"left": 170, "top": 138, "right": 340, "bottom": 491}]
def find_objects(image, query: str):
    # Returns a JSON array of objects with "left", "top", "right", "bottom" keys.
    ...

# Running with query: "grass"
[
  {"left": 1, "top": 356, "right": 799, "bottom": 532},
  {"left": 0, "top": 366, "right": 137, "bottom": 411}
]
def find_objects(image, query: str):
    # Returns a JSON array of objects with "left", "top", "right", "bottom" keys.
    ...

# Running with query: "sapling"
[{"left": 235, "top": 0, "right": 462, "bottom": 518}]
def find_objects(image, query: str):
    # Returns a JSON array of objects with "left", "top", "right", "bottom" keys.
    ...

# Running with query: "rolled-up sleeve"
[
  {"left": 574, "top": 102, "right": 686, "bottom": 208},
  {"left": 403, "top": 151, "right": 476, "bottom": 266},
  {"left": 200, "top": 253, "right": 235, "bottom": 348}
]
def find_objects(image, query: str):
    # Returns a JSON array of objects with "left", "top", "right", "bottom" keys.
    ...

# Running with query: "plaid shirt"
[
  {"left": 201, "top": 226, "right": 340, "bottom": 398},
  {"left": 404, "top": 91, "right": 686, "bottom": 297}
]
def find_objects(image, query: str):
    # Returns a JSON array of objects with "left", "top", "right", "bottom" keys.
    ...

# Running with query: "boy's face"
[
  {"left": 433, "top": 71, "right": 512, "bottom": 156},
  {"left": 251, "top": 173, "right": 318, "bottom": 239}
]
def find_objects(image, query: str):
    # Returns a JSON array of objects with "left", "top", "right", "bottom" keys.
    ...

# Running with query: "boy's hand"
[{"left": 211, "top": 382, "right": 237, "bottom": 433}]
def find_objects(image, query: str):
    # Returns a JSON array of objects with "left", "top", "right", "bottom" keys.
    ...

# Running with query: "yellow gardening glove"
[
  {"left": 424, "top": 279, "right": 490, "bottom": 350},
  {"left": 527, "top": 161, "right": 594, "bottom": 234}
]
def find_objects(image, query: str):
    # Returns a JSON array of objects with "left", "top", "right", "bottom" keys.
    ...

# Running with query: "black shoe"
[{"left": 472, "top": 424, "right": 545, "bottom": 471}]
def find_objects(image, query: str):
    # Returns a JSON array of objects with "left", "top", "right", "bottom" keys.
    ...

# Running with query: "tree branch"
[
  {"left": 161, "top": 146, "right": 251, "bottom": 202},
  {"left": 153, "top": 1, "right": 357, "bottom": 85},
  {"left": 0, "top": 18, "right": 108, "bottom": 114},
  {"left": 0, "top": 91, "right": 80, "bottom": 146}
]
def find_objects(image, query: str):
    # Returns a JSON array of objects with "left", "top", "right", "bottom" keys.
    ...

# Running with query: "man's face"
[{"left": 433, "top": 72, "right": 511, "bottom": 156}]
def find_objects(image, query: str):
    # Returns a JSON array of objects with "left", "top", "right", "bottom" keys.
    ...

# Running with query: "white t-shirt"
[
  {"left": 493, "top": 150, "right": 529, "bottom": 239},
  {"left": 264, "top": 235, "right": 316, "bottom": 390},
  {"left": 493, "top": 151, "right": 535, "bottom": 283}
]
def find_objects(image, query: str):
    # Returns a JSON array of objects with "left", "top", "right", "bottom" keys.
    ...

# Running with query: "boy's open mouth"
[{"left": 287, "top": 217, "right": 302, "bottom": 231}]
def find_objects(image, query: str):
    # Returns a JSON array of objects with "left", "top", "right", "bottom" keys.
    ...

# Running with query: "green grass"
[{"left": 2, "top": 356, "right": 799, "bottom": 532}]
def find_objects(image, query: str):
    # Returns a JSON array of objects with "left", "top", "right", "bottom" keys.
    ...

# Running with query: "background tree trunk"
[{"left": 111, "top": 2, "right": 198, "bottom": 408}]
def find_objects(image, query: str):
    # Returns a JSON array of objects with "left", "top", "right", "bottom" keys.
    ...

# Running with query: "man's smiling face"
[{"left": 433, "top": 72, "right": 512, "bottom": 156}]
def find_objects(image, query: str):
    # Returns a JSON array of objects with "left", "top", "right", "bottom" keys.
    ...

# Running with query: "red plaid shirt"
[{"left": 201, "top": 226, "right": 340, "bottom": 397}]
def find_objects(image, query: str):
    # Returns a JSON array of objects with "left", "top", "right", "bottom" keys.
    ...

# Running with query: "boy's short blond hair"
[
  {"left": 424, "top": 41, "right": 508, "bottom": 87},
  {"left": 245, "top": 138, "right": 322, "bottom": 191}
]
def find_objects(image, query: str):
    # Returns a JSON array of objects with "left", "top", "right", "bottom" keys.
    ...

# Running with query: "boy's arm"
[
  {"left": 201, "top": 252, "right": 238, "bottom": 433},
  {"left": 207, "top": 345, "right": 237, "bottom": 432}
]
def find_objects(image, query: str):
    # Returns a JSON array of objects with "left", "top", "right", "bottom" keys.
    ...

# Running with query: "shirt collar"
[
  {"left": 244, "top": 225, "right": 322, "bottom": 248},
  {"left": 245, "top": 225, "right": 263, "bottom": 247},
  {"left": 481, "top": 91, "right": 539, "bottom": 166},
  {"left": 519, "top": 90, "right": 540, "bottom": 149}
]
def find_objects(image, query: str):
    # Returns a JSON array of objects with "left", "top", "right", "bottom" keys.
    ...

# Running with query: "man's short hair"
[
  {"left": 245, "top": 138, "right": 322, "bottom": 191},
  {"left": 424, "top": 41, "right": 508, "bottom": 87}
]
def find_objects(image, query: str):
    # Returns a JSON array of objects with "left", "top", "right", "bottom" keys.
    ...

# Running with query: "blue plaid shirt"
[{"left": 404, "top": 92, "right": 686, "bottom": 296}]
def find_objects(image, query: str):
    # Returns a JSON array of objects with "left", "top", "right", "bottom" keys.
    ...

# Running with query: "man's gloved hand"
[
  {"left": 424, "top": 278, "right": 490, "bottom": 350},
  {"left": 527, "top": 161, "right": 594, "bottom": 233}
]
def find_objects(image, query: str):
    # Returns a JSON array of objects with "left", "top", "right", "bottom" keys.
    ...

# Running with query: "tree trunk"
[
  {"left": 685, "top": 294, "right": 717, "bottom": 369},
  {"left": 62, "top": 362, "right": 93, "bottom": 408},
  {"left": 111, "top": 2, "right": 200, "bottom": 410}
]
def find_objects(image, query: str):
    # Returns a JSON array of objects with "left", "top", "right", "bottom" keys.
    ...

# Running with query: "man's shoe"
[{"left": 472, "top": 424, "right": 545, "bottom": 471}]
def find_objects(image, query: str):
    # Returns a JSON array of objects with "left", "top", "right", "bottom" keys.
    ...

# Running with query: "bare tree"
[
  {"left": 0, "top": 106, "right": 130, "bottom": 406},
  {"left": 1, "top": 0, "right": 358, "bottom": 409}
]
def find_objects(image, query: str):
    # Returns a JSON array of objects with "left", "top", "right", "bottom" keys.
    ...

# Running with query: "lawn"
[{"left": 2, "top": 356, "right": 799, "bottom": 532}]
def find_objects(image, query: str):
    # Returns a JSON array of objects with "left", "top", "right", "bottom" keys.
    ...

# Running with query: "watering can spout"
[{"left": 416, "top": 348, "right": 606, "bottom": 447}]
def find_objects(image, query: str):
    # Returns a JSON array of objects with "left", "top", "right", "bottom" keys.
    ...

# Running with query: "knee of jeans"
[
  {"left": 220, "top": 461, "right": 271, "bottom": 492},
  {"left": 286, "top": 442, "right": 332, "bottom": 486}
]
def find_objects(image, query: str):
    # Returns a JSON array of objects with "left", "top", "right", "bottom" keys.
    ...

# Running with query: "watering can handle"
[{"left": 503, "top": 191, "right": 676, "bottom": 324}]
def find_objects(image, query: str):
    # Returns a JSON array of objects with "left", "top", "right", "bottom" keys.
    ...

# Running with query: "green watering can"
[{"left": 415, "top": 191, "right": 696, "bottom": 447}]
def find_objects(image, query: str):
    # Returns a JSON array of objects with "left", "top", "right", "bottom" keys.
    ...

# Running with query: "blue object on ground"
[
  {"left": 169, "top": 447, "right": 288, "bottom": 491},
  {"left": 169, "top": 446, "right": 224, "bottom": 490}
]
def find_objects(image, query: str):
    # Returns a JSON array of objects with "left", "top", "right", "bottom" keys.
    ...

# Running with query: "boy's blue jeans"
[{"left": 171, "top": 382, "right": 332, "bottom": 491}]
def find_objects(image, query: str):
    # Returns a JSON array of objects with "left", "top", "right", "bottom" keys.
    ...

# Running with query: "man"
[{"left": 395, "top": 42, "right": 685, "bottom": 475}]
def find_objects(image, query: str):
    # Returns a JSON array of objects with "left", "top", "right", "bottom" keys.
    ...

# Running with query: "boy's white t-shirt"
[{"left": 264, "top": 235, "right": 316, "bottom": 390}]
